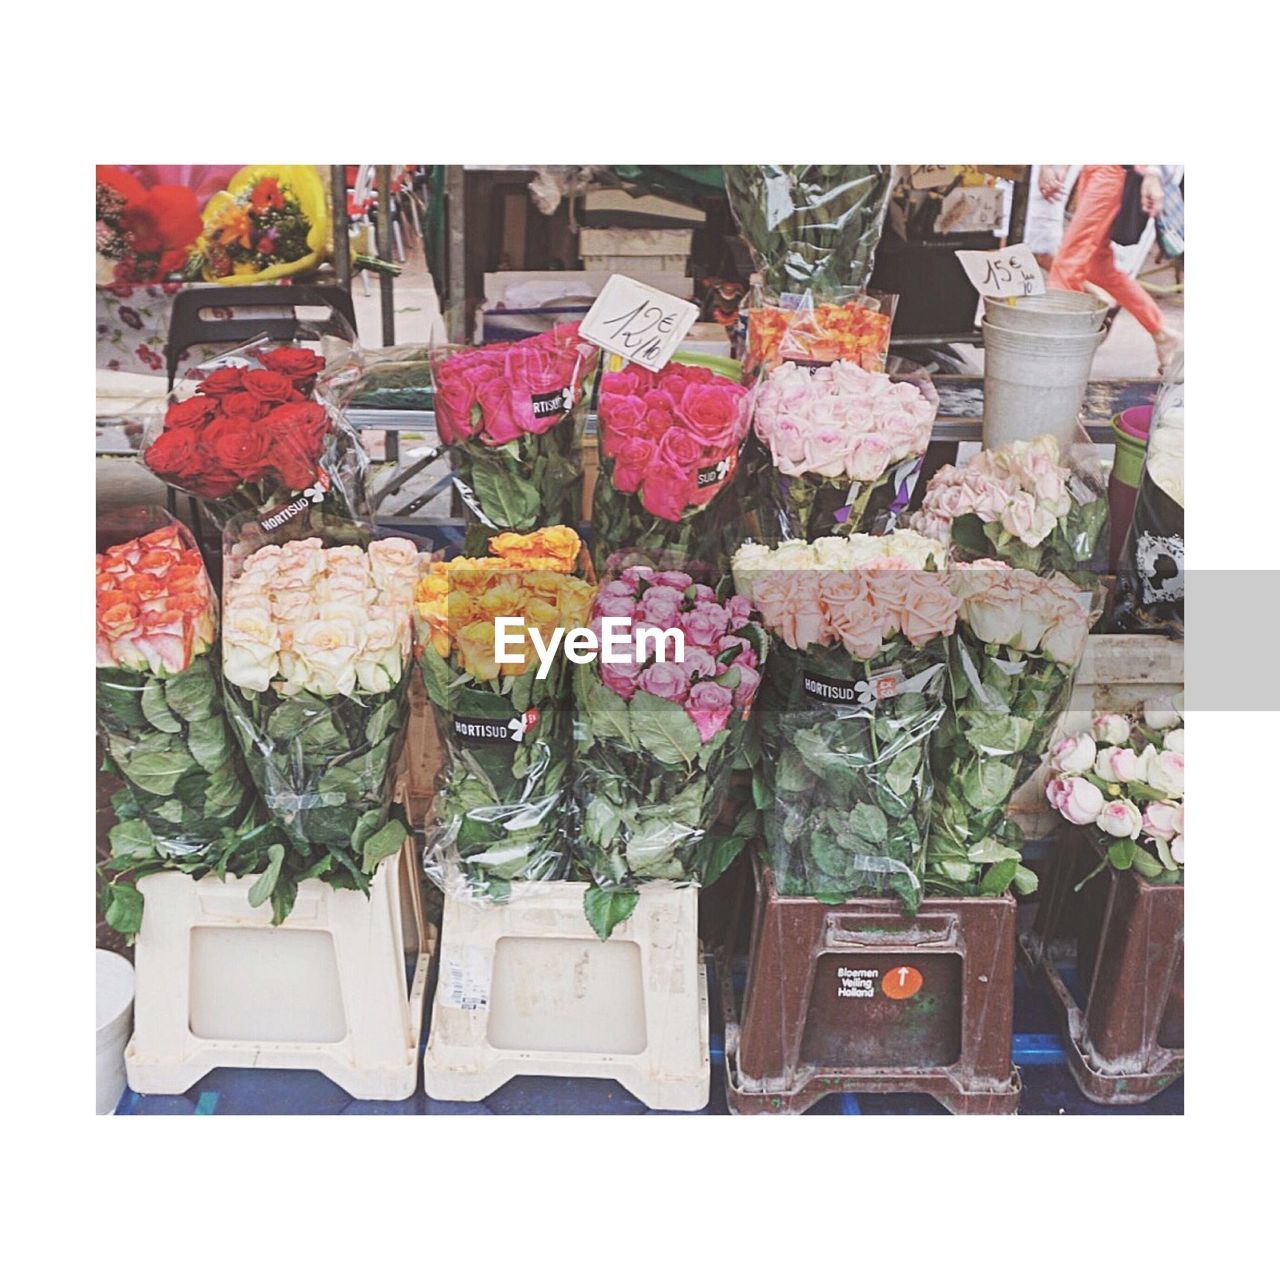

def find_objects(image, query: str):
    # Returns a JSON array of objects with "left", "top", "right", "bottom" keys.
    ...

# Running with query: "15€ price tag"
[
  {"left": 579, "top": 274, "right": 700, "bottom": 372},
  {"left": 954, "top": 243, "right": 1045, "bottom": 298}
]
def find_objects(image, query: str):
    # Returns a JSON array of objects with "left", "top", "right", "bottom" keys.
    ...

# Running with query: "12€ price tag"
[
  {"left": 954, "top": 243, "right": 1045, "bottom": 298},
  {"left": 579, "top": 274, "right": 700, "bottom": 372}
]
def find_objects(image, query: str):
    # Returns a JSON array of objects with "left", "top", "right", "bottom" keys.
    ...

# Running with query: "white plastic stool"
[
  {"left": 126, "top": 844, "right": 432, "bottom": 1101},
  {"left": 424, "top": 881, "right": 708, "bottom": 1111}
]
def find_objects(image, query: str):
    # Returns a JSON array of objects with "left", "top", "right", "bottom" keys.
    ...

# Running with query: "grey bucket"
[
  {"left": 983, "top": 289, "right": 1108, "bottom": 335},
  {"left": 982, "top": 319, "right": 1104, "bottom": 448}
]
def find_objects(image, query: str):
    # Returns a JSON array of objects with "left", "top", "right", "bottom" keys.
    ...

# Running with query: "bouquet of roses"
[
  {"left": 573, "top": 566, "right": 766, "bottom": 939},
  {"left": 142, "top": 338, "right": 370, "bottom": 527},
  {"left": 430, "top": 323, "right": 599, "bottom": 551},
  {"left": 592, "top": 360, "right": 751, "bottom": 575},
  {"left": 95, "top": 166, "right": 202, "bottom": 285},
  {"left": 219, "top": 524, "right": 419, "bottom": 908},
  {"left": 925, "top": 563, "right": 1092, "bottom": 897},
  {"left": 743, "top": 295, "right": 893, "bottom": 380},
  {"left": 197, "top": 166, "right": 330, "bottom": 284},
  {"left": 96, "top": 512, "right": 268, "bottom": 934},
  {"left": 1046, "top": 701, "right": 1184, "bottom": 883},
  {"left": 734, "top": 531, "right": 958, "bottom": 908},
  {"left": 749, "top": 358, "right": 936, "bottom": 543},
  {"left": 912, "top": 434, "right": 1108, "bottom": 575},
  {"left": 415, "top": 526, "right": 594, "bottom": 899}
]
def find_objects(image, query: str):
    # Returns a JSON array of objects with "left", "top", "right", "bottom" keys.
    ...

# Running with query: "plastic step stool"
[{"left": 125, "top": 844, "right": 432, "bottom": 1102}]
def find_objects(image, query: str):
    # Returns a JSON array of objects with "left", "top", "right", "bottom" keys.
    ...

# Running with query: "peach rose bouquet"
[
  {"left": 911, "top": 435, "right": 1107, "bottom": 574},
  {"left": 925, "top": 563, "right": 1094, "bottom": 897},
  {"left": 416, "top": 526, "right": 594, "bottom": 899},
  {"left": 748, "top": 358, "right": 937, "bottom": 543},
  {"left": 96, "top": 511, "right": 266, "bottom": 936},
  {"left": 219, "top": 523, "right": 419, "bottom": 901},
  {"left": 733, "top": 532, "right": 958, "bottom": 907},
  {"left": 1045, "top": 701, "right": 1184, "bottom": 884}
]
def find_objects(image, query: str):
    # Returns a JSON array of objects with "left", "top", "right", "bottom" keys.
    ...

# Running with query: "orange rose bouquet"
[
  {"left": 732, "top": 531, "right": 959, "bottom": 908},
  {"left": 416, "top": 526, "right": 594, "bottom": 898},
  {"left": 96, "top": 511, "right": 266, "bottom": 935}
]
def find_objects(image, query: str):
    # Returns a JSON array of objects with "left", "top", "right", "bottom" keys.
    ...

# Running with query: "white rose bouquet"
[
  {"left": 1045, "top": 700, "right": 1184, "bottom": 883},
  {"left": 220, "top": 521, "right": 420, "bottom": 902},
  {"left": 748, "top": 358, "right": 937, "bottom": 543},
  {"left": 925, "top": 563, "right": 1092, "bottom": 897},
  {"left": 912, "top": 435, "right": 1107, "bottom": 574}
]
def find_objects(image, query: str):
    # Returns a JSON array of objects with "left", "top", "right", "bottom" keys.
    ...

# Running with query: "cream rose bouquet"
[
  {"left": 1045, "top": 701, "right": 1184, "bottom": 884},
  {"left": 911, "top": 435, "right": 1107, "bottom": 575},
  {"left": 220, "top": 525, "right": 419, "bottom": 901},
  {"left": 925, "top": 563, "right": 1092, "bottom": 897},
  {"left": 748, "top": 359, "right": 937, "bottom": 544},
  {"left": 734, "top": 531, "right": 959, "bottom": 908}
]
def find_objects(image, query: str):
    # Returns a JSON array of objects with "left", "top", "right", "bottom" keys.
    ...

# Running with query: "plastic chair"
[{"left": 165, "top": 283, "right": 356, "bottom": 389}]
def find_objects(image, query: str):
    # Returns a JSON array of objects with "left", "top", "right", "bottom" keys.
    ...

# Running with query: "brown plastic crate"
[
  {"left": 721, "top": 856, "right": 1019, "bottom": 1115},
  {"left": 1021, "top": 826, "right": 1183, "bottom": 1104}
]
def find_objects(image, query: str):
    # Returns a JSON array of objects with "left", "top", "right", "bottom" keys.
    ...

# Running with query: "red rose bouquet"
[
  {"left": 142, "top": 339, "right": 371, "bottom": 528},
  {"left": 429, "top": 323, "right": 598, "bottom": 553},
  {"left": 591, "top": 360, "right": 751, "bottom": 575},
  {"left": 96, "top": 165, "right": 202, "bottom": 284}
]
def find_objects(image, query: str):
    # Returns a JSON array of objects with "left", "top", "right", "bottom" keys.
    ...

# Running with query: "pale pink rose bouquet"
[
  {"left": 748, "top": 357, "right": 937, "bottom": 543},
  {"left": 572, "top": 565, "right": 766, "bottom": 939},
  {"left": 1045, "top": 700, "right": 1184, "bottom": 884},
  {"left": 732, "top": 530, "right": 959, "bottom": 907},
  {"left": 219, "top": 517, "right": 421, "bottom": 907},
  {"left": 926, "top": 562, "right": 1093, "bottom": 898},
  {"left": 912, "top": 434, "right": 1107, "bottom": 574}
]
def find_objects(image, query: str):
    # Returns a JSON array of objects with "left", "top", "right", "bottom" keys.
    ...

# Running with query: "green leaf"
[
  {"left": 120, "top": 744, "right": 196, "bottom": 796},
  {"left": 141, "top": 682, "right": 182, "bottom": 733},
  {"left": 164, "top": 664, "right": 218, "bottom": 722},
  {"left": 979, "top": 858, "right": 1020, "bottom": 895},
  {"left": 105, "top": 882, "right": 145, "bottom": 938},
  {"left": 583, "top": 885, "right": 640, "bottom": 941},
  {"left": 361, "top": 818, "right": 409, "bottom": 874},
  {"left": 960, "top": 759, "right": 1017, "bottom": 812},
  {"left": 350, "top": 808, "right": 385, "bottom": 855},
  {"left": 628, "top": 689, "right": 701, "bottom": 767},
  {"left": 582, "top": 673, "right": 633, "bottom": 743},
  {"left": 203, "top": 761, "right": 247, "bottom": 815},
  {"left": 247, "top": 844, "right": 286, "bottom": 909},
  {"left": 1011, "top": 865, "right": 1039, "bottom": 895},
  {"left": 1131, "top": 846, "right": 1165, "bottom": 878},
  {"left": 109, "top": 819, "right": 155, "bottom": 861},
  {"left": 1107, "top": 838, "right": 1136, "bottom": 871},
  {"left": 471, "top": 461, "right": 541, "bottom": 531},
  {"left": 419, "top": 644, "right": 453, "bottom": 709},
  {"left": 885, "top": 745, "right": 922, "bottom": 797},
  {"left": 154, "top": 798, "right": 185, "bottom": 824},
  {"left": 849, "top": 803, "right": 889, "bottom": 848},
  {"left": 186, "top": 716, "right": 231, "bottom": 772}
]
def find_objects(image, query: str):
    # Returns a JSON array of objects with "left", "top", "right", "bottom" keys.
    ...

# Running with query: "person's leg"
[
  {"left": 1048, "top": 165, "right": 1126, "bottom": 292},
  {"left": 1085, "top": 237, "right": 1166, "bottom": 335}
]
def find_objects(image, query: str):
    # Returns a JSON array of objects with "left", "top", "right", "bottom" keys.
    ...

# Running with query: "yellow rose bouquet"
[
  {"left": 416, "top": 525, "right": 594, "bottom": 898},
  {"left": 219, "top": 516, "right": 421, "bottom": 909}
]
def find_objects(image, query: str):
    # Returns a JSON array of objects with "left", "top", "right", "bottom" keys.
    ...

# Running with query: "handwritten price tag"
[
  {"left": 579, "top": 274, "right": 700, "bottom": 372},
  {"left": 908, "top": 165, "right": 956, "bottom": 190},
  {"left": 954, "top": 243, "right": 1045, "bottom": 298}
]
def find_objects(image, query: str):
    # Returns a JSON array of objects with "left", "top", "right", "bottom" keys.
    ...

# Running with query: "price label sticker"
[
  {"left": 955, "top": 243, "right": 1045, "bottom": 298},
  {"left": 908, "top": 164, "right": 956, "bottom": 190},
  {"left": 579, "top": 274, "right": 700, "bottom": 372}
]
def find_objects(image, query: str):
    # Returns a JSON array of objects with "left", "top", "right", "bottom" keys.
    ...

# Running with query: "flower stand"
[
  {"left": 125, "top": 843, "right": 432, "bottom": 1102},
  {"left": 423, "top": 880, "right": 709, "bottom": 1111},
  {"left": 720, "top": 856, "right": 1019, "bottom": 1115},
  {"left": 1021, "top": 826, "right": 1184, "bottom": 1104}
]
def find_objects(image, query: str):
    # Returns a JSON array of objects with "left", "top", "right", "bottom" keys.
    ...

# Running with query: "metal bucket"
[
  {"left": 982, "top": 319, "right": 1105, "bottom": 448},
  {"left": 984, "top": 289, "right": 1108, "bottom": 335}
]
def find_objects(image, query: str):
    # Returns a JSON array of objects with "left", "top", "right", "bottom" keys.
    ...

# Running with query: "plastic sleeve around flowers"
[
  {"left": 755, "top": 636, "right": 947, "bottom": 911},
  {"left": 417, "top": 635, "right": 575, "bottom": 900},
  {"left": 139, "top": 326, "right": 373, "bottom": 530},
  {"left": 217, "top": 513, "right": 418, "bottom": 893}
]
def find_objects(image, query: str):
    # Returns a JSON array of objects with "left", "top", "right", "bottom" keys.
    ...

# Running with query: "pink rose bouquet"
[
  {"left": 572, "top": 566, "right": 766, "bottom": 939},
  {"left": 1045, "top": 701, "right": 1184, "bottom": 883},
  {"left": 911, "top": 434, "right": 1107, "bottom": 573},
  {"left": 732, "top": 531, "right": 958, "bottom": 907},
  {"left": 430, "top": 322, "right": 598, "bottom": 551},
  {"left": 591, "top": 360, "right": 751, "bottom": 575},
  {"left": 926, "top": 563, "right": 1094, "bottom": 897},
  {"left": 748, "top": 357, "right": 937, "bottom": 543}
]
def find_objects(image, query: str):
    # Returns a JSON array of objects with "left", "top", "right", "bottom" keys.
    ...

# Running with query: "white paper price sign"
[
  {"left": 579, "top": 274, "right": 700, "bottom": 372},
  {"left": 908, "top": 164, "right": 957, "bottom": 190},
  {"left": 955, "top": 243, "right": 1045, "bottom": 298}
]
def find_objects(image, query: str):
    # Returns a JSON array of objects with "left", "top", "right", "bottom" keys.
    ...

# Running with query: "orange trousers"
[{"left": 1048, "top": 165, "right": 1164, "bottom": 335}]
